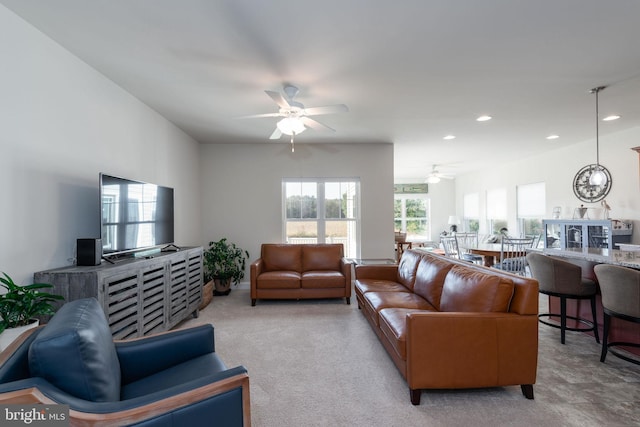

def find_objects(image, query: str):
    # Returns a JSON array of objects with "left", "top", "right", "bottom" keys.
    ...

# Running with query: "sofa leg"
[
  {"left": 521, "top": 384, "right": 534, "bottom": 399},
  {"left": 410, "top": 388, "right": 421, "bottom": 405},
  {"left": 346, "top": 297, "right": 351, "bottom": 305},
  {"left": 251, "top": 299, "right": 256, "bottom": 307}
]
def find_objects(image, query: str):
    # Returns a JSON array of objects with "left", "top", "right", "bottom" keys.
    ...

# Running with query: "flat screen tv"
[{"left": 100, "top": 173, "right": 174, "bottom": 256}]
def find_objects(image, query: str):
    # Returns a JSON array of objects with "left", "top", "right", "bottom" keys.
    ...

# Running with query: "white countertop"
[{"left": 536, "top": 247, "right": 640, "bottom": 269}]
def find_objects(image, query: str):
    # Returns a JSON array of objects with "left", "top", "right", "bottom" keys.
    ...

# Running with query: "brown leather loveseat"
[
  {"left": 355, "top": 249, "right": 539, "bottom": 404},
  {"left": 250, "top": 243, "right": 351, "bottom": 306}
]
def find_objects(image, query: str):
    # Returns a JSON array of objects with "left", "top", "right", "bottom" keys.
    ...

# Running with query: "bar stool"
[
  {"left": 594, "top": 264, "right": 640, "bottom": 365},
  {"left": 526, "top": 253, "right": 600, "bottom": 344}
]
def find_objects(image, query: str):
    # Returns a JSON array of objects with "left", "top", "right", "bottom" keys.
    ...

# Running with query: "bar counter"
[
  {"left": 536, "top": 247, "right": 640, "bottom": 270},
  {"left": 533, "top": 247, "right": 640, "bottom": 357}
]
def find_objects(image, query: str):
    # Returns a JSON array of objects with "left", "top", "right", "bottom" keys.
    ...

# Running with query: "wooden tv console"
[{"left": 34, "top": 246, "right": 203, "bottom": 339}]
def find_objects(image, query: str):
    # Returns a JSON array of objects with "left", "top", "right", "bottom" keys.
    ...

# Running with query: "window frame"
[
  {"left": 486, "top": 188, "right": 508, "bottom": 234},
  {"left": 282, "top": 178, "right": 361, "bottom": 258},
  {"left": 394, "top": 194, "right": 431, "bottom": 240},
  {"left": 517, "top": 182, "right": 546, "bottom": 239}
]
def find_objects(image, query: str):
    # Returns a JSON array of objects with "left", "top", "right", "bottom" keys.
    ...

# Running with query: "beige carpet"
[{"left": 181, "top": 289, "right": 640, "bottom": 427}]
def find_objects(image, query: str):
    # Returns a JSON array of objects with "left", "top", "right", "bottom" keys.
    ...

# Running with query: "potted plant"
[
  {"left": 203, "top": 238, "right": 249, "bottom": 296},
  {"left": 0, "top": 272, "right": 64, "bottom": 350}
]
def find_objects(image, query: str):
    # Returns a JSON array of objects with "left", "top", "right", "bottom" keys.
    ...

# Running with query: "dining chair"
[
  {"left": 524, "top": 234, "right": 542, "bottom": 249},
  {"left": 454, "top": 232, "right": 483, "bottom": 264},
  {"left": 495, "top": 237, "right": 534, "bottom": 276},
  {"left": 593, "top": 264, "right": 640, "bottom": 365},
  {"left": 440, "top": 236, "right": 459, "bottom": 259}
]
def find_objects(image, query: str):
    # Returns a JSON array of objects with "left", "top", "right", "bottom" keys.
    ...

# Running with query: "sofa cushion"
[
  {"left": 28, "top": 298, "right": 121, "bottom": 402},
  {"left": 262, "top": 244, "right": 303, "bottom": 273},
  {"left": 440, "top": 265, "right": 515, "bottom": 312},
  {"left": 302, "top": 244, "right": 343, "bottom": 271},
  {"left": 256, "top": 271, "right": 301, "bottom": 289},
  {"left": 413, "top": 256, "right": 454, "bottom": 310},
  {"left": 354, "top": 279, "right": 412, "bottom": 295},
  {"left": 302, "top": 271, "right": 345, "bottom": 288},
  {"left": 396, "top": 250, "right": 423, "bottom": 290},
  {"left": 364, "top": 292, "right": 435, "bottom": 326}
]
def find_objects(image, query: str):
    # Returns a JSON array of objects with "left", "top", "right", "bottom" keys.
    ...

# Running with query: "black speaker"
[{"left": 77, "top": 238, "right": 102, "bottom": 266}]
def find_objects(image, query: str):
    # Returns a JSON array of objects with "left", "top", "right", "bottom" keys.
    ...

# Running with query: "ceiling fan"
[
  {"left": 425, "top": 165, "right": 455, "bottom": 184},
  {"left": 241, "top": 85, "right": 349, "bottom": 144}
]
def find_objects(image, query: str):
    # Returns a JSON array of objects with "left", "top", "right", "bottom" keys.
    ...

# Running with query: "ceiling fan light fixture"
[
  {"left": 426, "top": 175, "right": 441, "bottom": 184},
  {"left": 277, "top": 117, "right": 306, "bottom": 135}
]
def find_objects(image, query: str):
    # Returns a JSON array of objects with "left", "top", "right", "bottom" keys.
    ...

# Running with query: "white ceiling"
[{"left": 4, "top": 0, "right": 640, "bottom": 181}]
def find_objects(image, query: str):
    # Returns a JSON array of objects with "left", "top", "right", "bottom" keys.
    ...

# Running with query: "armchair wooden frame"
[{"left": 0, "top": 328, "right": 252, "bottom": 427}]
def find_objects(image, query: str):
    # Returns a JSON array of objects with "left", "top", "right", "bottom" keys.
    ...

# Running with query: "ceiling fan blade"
[
  {"left": 236, "top": 112, "right": 283, "bottom": 119},
  {"left": 265, "top": 90, "right": 291, "bottom": 109},
  {"left": 301, "top": 117, "right": 335, "bottom": 132},
  {"left": 303, "top": 104, "right": 349, "bottom": 116},
  {"left": 269, "top": 128, "right": 282, "bottom": 139}
]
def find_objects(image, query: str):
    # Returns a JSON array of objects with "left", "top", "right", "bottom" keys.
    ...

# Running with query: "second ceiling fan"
[{"left": 426, "top": 165, "right": 455, "bottom": 183}]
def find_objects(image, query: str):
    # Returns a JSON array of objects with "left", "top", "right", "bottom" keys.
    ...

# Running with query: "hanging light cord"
[
  {"left": 595, "top": 87, "right": 601, "bottom": 167},
  {"left": 588, "top": 85, "right": 609, "bottom": 187},
  {"left": 591, "top": 85, "right": 606, "bottom": 169}
]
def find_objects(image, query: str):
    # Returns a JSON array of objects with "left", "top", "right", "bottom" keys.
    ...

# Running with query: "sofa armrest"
[
  {"left": 250, "top": 258, "right": 264, "bottom": 275},
  {"left": 116, "top": 324, "right": 215, "bottom": 385},
  {"left": 405, "top": 312, "right": 538, "bottom": 388},
  {"left": 250, "top": 258, "right": 264, "bottom": 294},
  {"left": 354, "top": 264, "right": 398, "bottom": 281},
  {"left": 341, "top": 258, "right": 352, "bottom": 287}
]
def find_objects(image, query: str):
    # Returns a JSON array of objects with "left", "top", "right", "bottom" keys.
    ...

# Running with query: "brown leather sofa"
[
  {"left": 355, "top": 249, "right": 539, "bottom": 404},
  {"left": 250, "top": 243, "right": 351, "bottom": 306}
]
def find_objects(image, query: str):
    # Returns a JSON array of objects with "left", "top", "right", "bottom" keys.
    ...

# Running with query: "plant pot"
[
  {"left": 0, "top": 319, "right": 39, "bottom": 352},
  {"left": 213, "top": 278, "right": 232, "bottom": 296},
  {"left": 199, "top": 280, "right": 214, "bottom": 310}
]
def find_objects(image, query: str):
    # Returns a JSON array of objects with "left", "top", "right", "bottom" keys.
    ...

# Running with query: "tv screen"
[{"left": 100, "top": 173, "right": 174, "bottom": 255}]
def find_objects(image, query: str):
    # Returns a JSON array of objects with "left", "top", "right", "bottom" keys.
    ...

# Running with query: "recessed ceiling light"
[
  {"left": 443, "top": 135, "right": 456, "bottom": 140},
  {"left": 603, "top": 115, "right": 620, "bottom": 121},
  {"left": 546, "top": 135, "right": 559, "bottom": 140},
  {"left": 476, "top": 115, "right": 492, "bottom": 122}
]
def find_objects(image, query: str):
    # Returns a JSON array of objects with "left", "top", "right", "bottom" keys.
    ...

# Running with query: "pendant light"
[{"left": 589, "top": 86, "right": 608, "bottom": 186}]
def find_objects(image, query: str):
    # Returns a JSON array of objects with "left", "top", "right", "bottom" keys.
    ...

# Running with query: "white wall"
[
  {"left": 424, "top": 179, "right": 456, "bottom": 238},
  {"left": 0, "top": 5, "right": 202, "bottom": 284},
  {"left": 454, "top": 126, "right": 640, "bottom": 241},
  {"left": 200, "top": 142, "right": 395, "bottom": 271}
]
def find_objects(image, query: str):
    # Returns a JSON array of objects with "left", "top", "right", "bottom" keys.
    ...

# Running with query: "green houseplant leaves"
[
  {"left": 0, "top": 272, "right": 64, "bottom": 334},
  {"left": 203, "top": 238, "right": 249, "bottom": 286}
]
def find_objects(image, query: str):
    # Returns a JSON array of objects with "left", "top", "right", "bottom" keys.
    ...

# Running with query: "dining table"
[{"left": 466, "top": 243, "right": 504, "bottom": 267}]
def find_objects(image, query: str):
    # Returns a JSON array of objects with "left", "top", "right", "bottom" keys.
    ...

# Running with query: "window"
[
  {"left": 517, "top": 182, "right": 545, "bottom": 241},
  {"left": 394, "top": 195, "right": 430, "bottom": 240},
  {"left": 463, "top": 193, "right": 480, "bottom": 232},
  {"left": 486, "top": 188, "right": 507, "bottom": 234},
  {"left": 284, "top": 179, "right": 360, "bottom": 258}
]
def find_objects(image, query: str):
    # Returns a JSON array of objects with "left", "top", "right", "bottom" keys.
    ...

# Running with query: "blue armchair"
[{"left": 0, "top": 298, "right": 250, "bottom": 426}]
